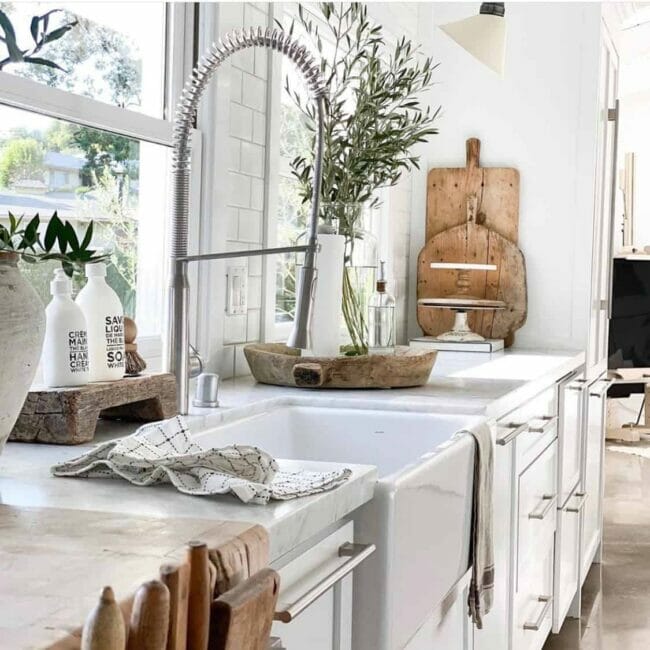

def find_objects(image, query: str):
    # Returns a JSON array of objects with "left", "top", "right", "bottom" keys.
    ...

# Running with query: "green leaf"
[
  {"left": 43, "top": 212, "right": 64, "bottom": 252},
  {"left": 80, "top": 221, "right": 94, "bottom": 251},
  {"left": 63, "top": 221, "right": 80, "bottom": 252},
  {"left": 42, "top": 21, "right": 77, "bottom": 46},
  {"left": 22, "top": 56, "right": 66, "bottom": 72},
  {"left": 29, "top": 16, "right": 39, "bottom": 44},
  {"left": 0, "top": 10, "right": 23, "bottom": 62}
]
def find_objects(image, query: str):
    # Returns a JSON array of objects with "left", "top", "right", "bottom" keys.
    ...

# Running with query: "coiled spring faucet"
[{"left": 165, "top": 28, "right": 326, "bottom": 414}]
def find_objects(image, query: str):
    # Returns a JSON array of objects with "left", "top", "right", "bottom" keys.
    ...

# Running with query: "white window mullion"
[{"left": 0, "top": 71, "right": 173, "bottom": 146}]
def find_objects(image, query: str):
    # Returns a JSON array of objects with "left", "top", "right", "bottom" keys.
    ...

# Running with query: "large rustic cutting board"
[
  {"left": 426, "top": 138, "right": 520, "bottom": 243},
  {"left": 417, "top": 194, "right": 527, "bottom": 345}
]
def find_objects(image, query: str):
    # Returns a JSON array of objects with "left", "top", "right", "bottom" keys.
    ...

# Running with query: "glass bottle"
[{"left": 368, "top": 260, "right": 396, "bottom": 355}]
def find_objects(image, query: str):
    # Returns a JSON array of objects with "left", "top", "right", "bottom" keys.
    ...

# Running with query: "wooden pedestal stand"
[{"left": 9, "top": 373, "right": 178, "bottom": 445}]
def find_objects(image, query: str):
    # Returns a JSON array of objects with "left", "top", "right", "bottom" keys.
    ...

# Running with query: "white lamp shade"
[{"left": 440, "top": 13, "right": 506, "bottom": 77}]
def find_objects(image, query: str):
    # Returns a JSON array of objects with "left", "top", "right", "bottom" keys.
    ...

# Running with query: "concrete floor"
[{"left": 543, "top": 444, "right": 650, "bottom": 649}]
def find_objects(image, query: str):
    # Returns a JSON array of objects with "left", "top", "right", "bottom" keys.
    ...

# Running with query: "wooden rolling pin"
[
  {"left": 127, "top": 580, "right": 170, "bottom": 650},
  {"left": 187, "top": 541, "right": 212, "bottom": 650},
  {"left": 159, "top": 563, "right": 189, "bottom": 650},
  {"left": 81, "top": 586, "right": 126, "bottom": 650}
]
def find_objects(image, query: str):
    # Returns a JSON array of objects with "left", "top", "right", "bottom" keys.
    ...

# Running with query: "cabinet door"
[
  {"left": 587, "top": 28, "right": 618, "bottom": 377},
  {"left": 552, "top": 490, "right": 584, "bottom": 632},
  {"left": 272, "top": 522, "right": 358, "bottom": 650},
  {"left": 558, "top": 377, "right": 586, "bottom": 507},
  {"left": 581, "top": 379, "right": 609, "bottom": 579}
]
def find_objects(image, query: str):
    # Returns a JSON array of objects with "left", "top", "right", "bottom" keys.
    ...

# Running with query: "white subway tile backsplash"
[
  {"left": 247, "top": 275, "right": 263, "bottom": 309},
  {"left": 223, "top": 313, "right": 248, "bottom": 344},
  {"left": 228, "top": 172, "right": 252, "bottom": 208},
  {"left": 254, "top": 47, "right": 268, "bottom": 80},
  {"left": 225, "top": 206, "right": 239, "bottom": 240},
  {"left": 240, "top": 141, "right": 265, "bottom": 177},
  {"left": 230, "top": 67, "right": 243, "bottom": 104},
  {"left": 220, "top": 3, "right": 244, "bottom": 32},
  {"left": 248, "top": 253, "right": 262, "bottom": 276},
  {"left": 217, "top": 344, "right": 235, "bottom": 380},
  {"left": 234, "top": 344, "right": 253, "bottom": 377},
  {"left": 234, "top": 47, "right": 255, "bottom": 74},
  {"left": 229, "top": 103, "right": 253, "bottom": 140},
  {"left": 238, "top": 208, "right": 263, "bottom": 243},
  {"left": 228, "top": 137, "right": 241, "bottom": 171},
  {"left": 247, "top": 308, "right": 261, "bottom": 341},
  {"left": 242, "top": 73, "right": 266, "bottom": 112},
  {"left": 252, "top": 111, "right": 266, "bottom": 145},
  {"left": 250, "top": 177, "right": 264, "bottom": 211},
  {"left": 244, "top": 4, "right": 268, "bottom": 30}
]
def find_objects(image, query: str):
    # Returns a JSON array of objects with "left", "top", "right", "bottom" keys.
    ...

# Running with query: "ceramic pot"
[{"left": 0, "top": 252, "right": 45, "bottom": 453}]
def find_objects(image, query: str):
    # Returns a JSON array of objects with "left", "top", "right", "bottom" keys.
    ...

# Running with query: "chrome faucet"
[{"left": 165, "top": 28, "right": 326, "bottom": 415}]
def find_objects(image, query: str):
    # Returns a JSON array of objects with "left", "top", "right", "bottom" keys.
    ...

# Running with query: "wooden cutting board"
[
  {"left": 426, "top": 138, "right": 520, "bottom": 244},
  {"left": 417, "top": 196, "right": 527, "bottom": 344}
]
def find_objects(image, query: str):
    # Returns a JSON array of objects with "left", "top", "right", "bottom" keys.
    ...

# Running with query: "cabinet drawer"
[
  {"left": 517, "top": 441, "right": 557, "bottom": 586},
  {"left": 271, "top": 522, "right": 374, "bottom": 650},
  {"left": 558, "top": 377, "right": 586, "bottom": 507},
  {"left": 553, "top": 489, "right": 585, "bottom": 632},
  {"left": 497, "top": 386, "right": 558, "bottom": 469},
  {"left": 514, "top": 542, "right": 554, "bottom": 650}
]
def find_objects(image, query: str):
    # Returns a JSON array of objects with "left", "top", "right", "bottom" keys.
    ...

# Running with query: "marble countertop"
[
  {"left": 194, "top": 347, "right": 586, "bottom": 422},
  {"left": 0, "top": 422, "right": 377, "bottom": 562},
  {"left": 0, "top": 345, "right": 584, "bottom": 648}
]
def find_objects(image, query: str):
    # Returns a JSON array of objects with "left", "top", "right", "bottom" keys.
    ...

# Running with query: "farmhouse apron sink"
[{"left": 194, "top": 403, "right": 485, "bottom": 650}]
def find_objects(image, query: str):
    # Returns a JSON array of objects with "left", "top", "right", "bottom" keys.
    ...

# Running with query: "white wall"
[{"left": 408, "top": 2, "right": 603, "bottom": 351}]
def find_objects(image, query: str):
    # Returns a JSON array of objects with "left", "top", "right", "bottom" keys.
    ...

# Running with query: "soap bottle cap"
[
  {"left": 50, "top": 268, "right": 72, "bottom": 296},
  {"left": 377, "top": 260, "right": 387, "bottom": 292},
  {"left": 85, "top": 261, "right": 107, "bottom": 278}
]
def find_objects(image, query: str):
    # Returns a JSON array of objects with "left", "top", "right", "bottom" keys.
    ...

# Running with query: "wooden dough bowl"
[{"left": 243, "top": 343, "right": 437, "bottom": 389}]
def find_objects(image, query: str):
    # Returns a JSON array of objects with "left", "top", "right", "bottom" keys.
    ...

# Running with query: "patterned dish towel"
[{"left": 51, "top": 416, "right": 352, "bottom": 505}]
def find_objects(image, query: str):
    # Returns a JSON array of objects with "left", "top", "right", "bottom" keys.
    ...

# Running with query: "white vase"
[{"left": 0, "top": 252, "right": 45, "bottom": 453}]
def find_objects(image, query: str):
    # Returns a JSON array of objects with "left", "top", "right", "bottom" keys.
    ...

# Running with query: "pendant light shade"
[{"left": 440, "top": 2, "right": 506, "bottom": 77}]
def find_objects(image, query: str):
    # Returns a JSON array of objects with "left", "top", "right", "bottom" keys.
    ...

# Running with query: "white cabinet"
[
  {"left": 557, "top": 375, "right": 586, "bottom": 506},
  {"left": 552, "top": 490, "right": 584, "bottom": 632},
  {"left": 581, "top": 377, "right": 610, "bottom": 579},
  {"left": 586, "top": 26, "right": 618, "bottom": 379},
  {"left": 271, "top": 521, "right": 374, "bottom": 650}
]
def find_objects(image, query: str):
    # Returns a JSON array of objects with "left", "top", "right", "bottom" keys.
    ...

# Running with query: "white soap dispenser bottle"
[
  {"left": 42, "top": 268, "right": 90, "bottom": 387},
  {"left": 75, "top": 262, "right": 125, "bottom": 381}
]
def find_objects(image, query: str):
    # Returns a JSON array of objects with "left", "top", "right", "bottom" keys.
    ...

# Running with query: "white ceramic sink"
[{"left": 194, "top": 403, "right": 486, "bottom": 650}]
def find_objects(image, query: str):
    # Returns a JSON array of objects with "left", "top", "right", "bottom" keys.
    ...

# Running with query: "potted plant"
[
  {"left": 0, "top": 211, "right": 107, "bottom": 452},
  {"left": 283, "top": 2, "right": 440, "bottom": 354}
]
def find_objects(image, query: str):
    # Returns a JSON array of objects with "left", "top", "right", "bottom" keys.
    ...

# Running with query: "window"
[
  {"left": 0, "top": 3, "right": 194, "bottom": 362},
  {"left": 0, "top": 2, "right": 166, "bottom": 117}
]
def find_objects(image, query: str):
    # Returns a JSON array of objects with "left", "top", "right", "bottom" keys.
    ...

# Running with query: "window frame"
[{"left": 0, "top": 3, "right": 197, "bottom": 367}]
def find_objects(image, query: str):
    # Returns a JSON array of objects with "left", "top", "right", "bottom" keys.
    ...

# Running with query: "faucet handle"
[{"left": 192, "top": 372, "right": 220, "bottom": 408}]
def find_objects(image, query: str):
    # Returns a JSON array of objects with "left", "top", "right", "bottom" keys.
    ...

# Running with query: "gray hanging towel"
[
  {"left": 465, "top": 422, "right": 495, "bottom": 629},
  {"left": 51, "top": 415, "right": 351, "bottom": 505}
]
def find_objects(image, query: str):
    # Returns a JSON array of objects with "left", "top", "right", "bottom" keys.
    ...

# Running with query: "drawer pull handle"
[
  {"left": 590, "top": 379, "right": 613, "bottom": 398},
  {"left": 566, "top": 491, "right": 587, "bottom": 513},
  {"left": 496, "top": 422, "right": 528, "bottom": 446},
  {"left": 274, "top": 542, "right": 375, "bottom": 623},
  {"left": 523, "top": 595, "right": 552, "bottom": 631},
  {"left": 567, "top": 381, "right": 587, "bottom": 392},
  {"left": 528, "top": 494, "right": 557, "bottom": 520},
  {"left": 528, "top": 415, "right": 558, "bottom": 434}
]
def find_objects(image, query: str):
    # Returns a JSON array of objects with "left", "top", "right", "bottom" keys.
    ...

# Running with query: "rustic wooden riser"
[
  {"left": 9, "top": 373, "right": 178, "bottom": 445},
  {"left": 244, "top": 343, "right": 437, "bottom": 389}
]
